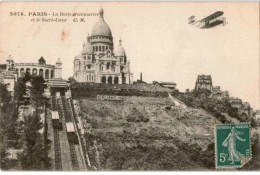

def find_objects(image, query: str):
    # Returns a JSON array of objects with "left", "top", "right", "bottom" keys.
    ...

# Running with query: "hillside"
[{"left": 78, "top": 96, "right": 222, "bottom": 170}]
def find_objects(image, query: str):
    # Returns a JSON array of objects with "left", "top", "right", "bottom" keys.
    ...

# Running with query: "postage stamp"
[{"left": 215, "top": 123, "right": 252, "bottom": 169}]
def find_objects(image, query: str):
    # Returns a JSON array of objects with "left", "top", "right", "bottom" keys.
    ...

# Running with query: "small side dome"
[
  {"left": 74, "top": 56, "right": 79, "bottom": 62},
  {"left": 82, "top": 40, "right": 93, "bottom": 55},
  {"left": 56, "top": 58, "right": 62, "bottom": 64},
  {"left": 115, "top": 38, "right": 126, "bottom": 56},
  {"left": 6, "top": 55, "right": 13, "bottom": 61}
]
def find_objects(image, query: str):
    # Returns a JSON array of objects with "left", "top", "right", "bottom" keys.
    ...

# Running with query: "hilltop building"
[
  {"left": 14, "top": 56, "right": 56, "bottom": 79},
  {"left": 73, "top": 8, "right": 133, "bottom": 84},
  {"left": 229, "top": 97, "right": 242, "bottom": 109},
  {"left": 241, "top": 102, "right": 251, "bottom": 116},
  {"left": 255, "top": 110, "right": 260, "bottom": 124},
  {"left": 222, "top": 91, "right": 229, "bottom": 99},
  {"left": 153, "top": 81, "right": 177, "bottom": 90},
  {"left": 195, "top": 75, "right": 212, "bottom": 91},
  {"left": 0, "top": 55, "right": 62, "bottom": 94},
  {"left": 0, "top": 56, "right": 17, "bottom": 95},
  {"left": 211, "top": 86, "right": 229, "bottom": 100}
]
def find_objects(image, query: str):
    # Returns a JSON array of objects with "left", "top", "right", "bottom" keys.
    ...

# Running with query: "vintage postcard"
[{"left": 0, "top": 1, "right": 259, "bottom": 171}]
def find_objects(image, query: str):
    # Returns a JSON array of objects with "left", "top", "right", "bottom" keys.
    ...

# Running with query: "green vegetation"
[
  {"left": 0, "top": 83, "right": 19, "bottom": 170},
  {"left": 126, "top": 108, "right": 149, "bottom": 122},
  {"left": 1, "top": 73, "right": 50, "bottom": 170},
  {"left": 79, "top": 96, "right": 218, "bottom": 170},
  {"left": 171, "top": 89, "right": 255, "bottom": 125},
  {"left": 240, "top": 132, "right": 260, "bottom": 170},
  {"left": 18, "top": 114, "right": 50, "bottom": 170},
  {"left": 68, "top": 77, "right": 169, "bottom": 99}
]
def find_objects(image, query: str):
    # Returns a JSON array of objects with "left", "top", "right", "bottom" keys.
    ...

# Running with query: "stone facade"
[
  {"left": 212, "top": 86, "right": 229, "bottom": 100},
  {"left": 73, "top": 8, "right": 133, "bottom": 84},
  {"left": 255, "top": 110, "right": 260, "bottom": 123},
  {"left": 1, "top": 55, "right": 62, "bottom": 80},
  {"left": 221, "top": 91, "right": 229, "bottom": 99},
  {"left": 0, "top": 55, "right": 18, "bottom": 95},
  {"left": 195, "top": 74, "right": 212, "bottom": 91},
  {"left": 13, "top": 56, "right": 57, "bottom": 80},
  {"left": 241, "top": 102, "right": 251, "bottom": 116},
  {"left": 0, "top": 55, "right": 62, "bottom": 94},
  {"left": 229, "top": 97, "right": 242, "bottom": 109}
]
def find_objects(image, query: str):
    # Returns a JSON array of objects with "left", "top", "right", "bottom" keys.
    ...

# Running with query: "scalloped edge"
[{"left": 214, "top": 122, "right": 252, "bottom": 169}]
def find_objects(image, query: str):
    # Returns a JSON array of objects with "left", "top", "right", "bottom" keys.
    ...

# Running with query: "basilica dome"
[
  {"left": 115, "top": 39, "right": 126, "bottom": 56},
  {"left": 82, "top": 41, "right": 93, "bottom": 55},
  {"left": 91, "top": 8, "right": 112, "bottom": 38}
]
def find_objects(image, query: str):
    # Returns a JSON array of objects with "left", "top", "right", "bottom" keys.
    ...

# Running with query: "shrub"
[{"left": 126, "top": 109, "right": 149, "bottom": 123}]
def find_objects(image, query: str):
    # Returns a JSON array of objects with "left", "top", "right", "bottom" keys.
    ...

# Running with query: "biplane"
[{"left": 188, "top": 11, "right": 226, "bottom": 29}]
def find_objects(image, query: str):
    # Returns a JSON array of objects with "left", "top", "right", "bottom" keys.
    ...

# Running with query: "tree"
[
  {"left": 0, "top": 83, "right": 12, "bottom": 112},
  {"left": 18, "top": 114, "right": 47, "bottom": 170},
  {"left": 30, "top": 76, "right": 46, "bottom": 108},
  {"left": 0, "top": 83, "right": 18, "bottom": 170}
]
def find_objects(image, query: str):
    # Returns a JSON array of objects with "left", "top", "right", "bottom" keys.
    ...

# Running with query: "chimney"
[{"left": 140, "top": 72, "right": 142, "bottom": 82}]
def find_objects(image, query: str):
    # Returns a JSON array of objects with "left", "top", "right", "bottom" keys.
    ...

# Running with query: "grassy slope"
[{"left": 79, "top": 96, "right": 221, "bottom": 170}]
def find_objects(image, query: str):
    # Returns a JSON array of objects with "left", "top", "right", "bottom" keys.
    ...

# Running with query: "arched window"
[
  {"left": 51, "top": 70, "right": 54, "bottom": 79},
  {"left": 106, "top": 46, "right": 108, "bottom": 50},
  {"left": 45, "top": 69, "right": 49, "bottom": 79},
  {"left": 39, "top": 69, "right": 44, "bottom": 77},
  {"left": 106, "top": 62, "right": 110, "bottom": 70},
  {"left": 20, "top": 68, "right": 24, "bottom": 77},
  {"left": 26, "top": 68, "right": 31, "bottom": 75},
  {"left": 96, "top": 46, "right": 98, "bottom": 51},
  {"left": 102, "top": 76, "right": 106, "bottom": 84},
  {"left": 114, "top": 77, "right": 119, "bottom": 84},
  {"left": 122, "top": 72, "right": 126, "bottom": 84},
  {"left": 108, "top": 76, "right": 112, "bottom": 84},
  {"left": 16, "top": 69, "right": 19, "bottom": 77},
  {"left": 99, "top": 46, "right": 101, "bottom": 51},
  {"left": 102, "top": 46, "right": 105, "bottom": 51},
  {"left": 32, "top": 68, "right": 37, "bottom": 76}
]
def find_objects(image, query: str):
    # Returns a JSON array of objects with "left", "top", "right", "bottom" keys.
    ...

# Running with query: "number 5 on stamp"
[{"left": 215, "top": 123, "right": 252, "bottom": 168}]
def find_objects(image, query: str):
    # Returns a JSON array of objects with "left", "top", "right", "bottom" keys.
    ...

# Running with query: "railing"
[
  {"left": 14, "top": 63, "right": 55, "bottom": 68},
  {"left": 61, "top": 95, "right": 80, "bottom": 170}
]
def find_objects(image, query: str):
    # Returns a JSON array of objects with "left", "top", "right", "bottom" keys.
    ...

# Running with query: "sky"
[{"left": 0, "top": 2, "right": 259, "bottom": 109}]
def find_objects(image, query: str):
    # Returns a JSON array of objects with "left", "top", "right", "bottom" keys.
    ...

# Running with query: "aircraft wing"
[{"left": 199, "top": 11, "right": 224, "bottom": 23}]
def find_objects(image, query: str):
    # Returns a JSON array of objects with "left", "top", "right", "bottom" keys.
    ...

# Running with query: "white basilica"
[{"left": 73, "top": 8, "right": 133, "bottom": 84}]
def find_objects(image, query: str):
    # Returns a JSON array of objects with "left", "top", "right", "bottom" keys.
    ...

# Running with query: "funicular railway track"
[
  {"left": 52, "top": 96, "right": 57, "bottom": 111},
  {"left": 69, "top": 142, "right": 80, "bottom": 170},
  {"left": 52, "top": 96, "right": 62, "bottom": 170},
  {"left": 61, "top": 96, "right": 72, "bottom": 122},
  {"left": 58, "top": 95, "right": 80, "bottom": 170},
  {"left": 53, "top": 129, "right": 62, "bottom": 170}
]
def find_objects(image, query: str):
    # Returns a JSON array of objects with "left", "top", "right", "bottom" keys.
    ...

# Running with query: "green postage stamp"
[{"left": 215, "top": 123, "right": 252, "bottom": 169}]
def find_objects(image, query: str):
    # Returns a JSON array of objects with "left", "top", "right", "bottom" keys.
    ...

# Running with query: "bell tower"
[
  {"left": 55, "top": 58, "right": 62, "bottom": 79},
  {"left": 6, "top": 55, "right": 14, "bottom": 71}
]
